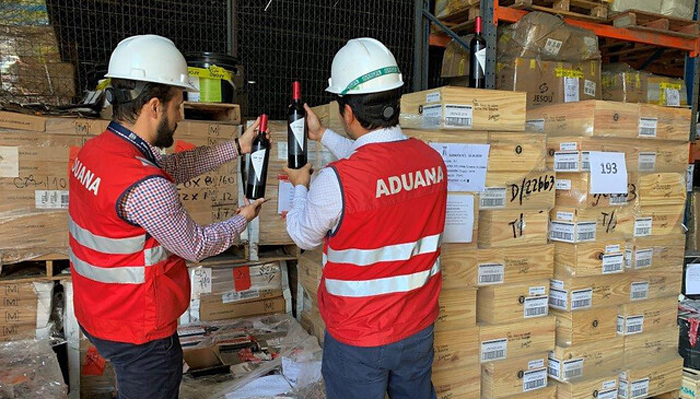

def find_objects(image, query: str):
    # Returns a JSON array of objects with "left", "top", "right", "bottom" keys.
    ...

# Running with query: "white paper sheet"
[
  {"left": 443, "top": 193, "right": 474, "bottom": 243},
  {"left": 429, "top": 142, "right": 490, "bottom": 192},
  {"left": 277, "top": 179, "right": 295, "bottom": 214},
  {"left": 588, "top": 151, "right": 628, "bottom": 194}
]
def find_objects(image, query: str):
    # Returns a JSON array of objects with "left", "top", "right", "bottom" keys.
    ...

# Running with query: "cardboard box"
[
  {"left": 553, "top": 240, "right": 628, "bottom": 277},
  {"left": 436, "top": 287, "right": 477, "bottom": 332},
  {"left": 0, "top": 211, "right": 68, "bottom": 264},
  {"left": 478, "top": 316, "right": 556, "bottom": 363},
  {"left": 602, "top": 68, "right": 646, "bottom": 103},
  {"left": 549, "top": 338, "right": 624, "bottom": 381},
  {"left": 198, "top": 295, "right": 286, "bottom": 321},
  {"left": 0, "top": 282, "right": 45, "bottom": 341},
  {"left": 297, "top": 248, "right": 323, "bottom": 296},
  {"left": 682, "top": 367, "right": 700, "bottom": 399},
  {"left": 481, "top": 352, "right": 549, "bottom": 398},
  {"left": 552, "top": 306, "right": 618, "bottom": 347},
  {"left": 477, "top": 280, "right": 550, "bottom": 324},
  {"left": 189, "top": 262, "right": 282, "bottom": 298},
  {"left": 497, "top": 58, "right": 601, "bottom": 109},
  {"left": 433, "top": 327, "right": 479, "bottom": 371},
  {"left": 400, "top": 86, "right": 526, "bottom": 131},
  {"left": 617, "top": 296, "right": 679, "bottom": 336},
  {"left": 4, "top": 61, "right": 76, "bottom": 103},
  {"left": 549, "top": 270, "right": 630, "bottom": 310},
  {"left": 0, "top": 111, "right": 108, "bottom": 134},
  {"left": 618, "top": 352, "right": 684, "bottom": 398},
  {"left": 528, "top": 100, "right": 639, "bottom": 138},
  {"left": 478, "top": 209, "right": 549, "bottom": 248}
]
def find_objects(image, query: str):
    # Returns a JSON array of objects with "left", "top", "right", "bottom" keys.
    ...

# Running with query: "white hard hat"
[
  {"left": 326, "top": 38, "right": 404, "bottom": 96},
  {"left": 105, "top": 35, "right": 198, "bottom": 92}
]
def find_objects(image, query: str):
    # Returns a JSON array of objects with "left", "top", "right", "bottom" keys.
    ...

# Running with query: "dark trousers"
[
  {"left": 322, "top": 324, "right": 438, "bottom": 399},
  {"left": 81, "top": 327, "right": 183, "bottom": 399}
]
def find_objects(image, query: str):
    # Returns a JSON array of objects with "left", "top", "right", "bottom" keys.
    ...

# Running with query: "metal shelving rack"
[{"left": 413, "top": 0, "right": 700, "bottom": 140}]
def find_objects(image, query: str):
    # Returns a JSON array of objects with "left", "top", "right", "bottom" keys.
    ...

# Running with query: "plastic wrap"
[
  {"left": 434, "top": 0, "right": 476, "bottom": 19},
  {"left": 661, "top": 0, "right": 696, "bottom": 20},
  {"left": 441, "top": 35, "right": 471, "bottom": 78},
  {"left": 179, "top": 314, "right": 324, "bottom": 399},
  {"left": 0, "top": 339, "right": 67, "bottom": 398},
  {"left": 497, "top": 12, "right": 600, "bottom": 61},
  {"left": 602, "top": 63, "right": 647, "bottom": 103},
  {"left": 609, "top": 0, "right": 661, "bottom": 14}
]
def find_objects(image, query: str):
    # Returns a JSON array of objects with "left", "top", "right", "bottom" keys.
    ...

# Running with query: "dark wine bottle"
[
  {"left": 288, "top": 81, "right": 308, "bottom": 169},
  {"left": 245, "top": 114, "right": 271, "bottom": 200},
  {"left": 470, "top": 16, "right": 486, "bottom": 89}
]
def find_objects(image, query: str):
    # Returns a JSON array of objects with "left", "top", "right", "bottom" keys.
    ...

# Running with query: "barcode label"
[
  {"left": 528, "top": 359, "right": 545, "bottom": 370},
  {"left": 619, "top": 315, "right": 644, "bottom": 335},
  {"left": 563, "top": 358, "right": 584, "bottom": 380},
  {"left": 35, "top": 190, "right": 69, "bottom": 209},
  {"left": 529, "top": 286, "right": 546, "bottom": 296},
  {"left": 422, "top": 104, "right": 442, "bottom": 129},
  {"left": 426, "top": 92, "right": 441, "bottom": 103},
  {"left": 556, "top": 179, "right": 571, "bottom": 190},
  {"left": 550, "top": 221, "right": 575, "bottom": 243},
  {"left": 606, "top": 244, "right": 620, "bottom": 254},
  {"left": 481, "top": 339, "right": 507, "bottom": 362},
  {"left": 547, "top": 355, "right": 562, "bottom": 379},
  {"left": 480, "top": 187, "right": 507, "bottom": 209},
  {"left": 478, "top": 263, "right": 505, "bottom": 285},
  {"left": 634, "top": 248, "right": 653, "bottom": 269},
  {"left": 625, "top": 249, "right": 633, "bottom": 269},
  {"left": 222, "top": 289, "right": 260, "bottom": 304},
  {"left": 560, "top": 142, "right": 578, "bottom": 151},
  {"left": 630, "top": 282, "right": 649, "bottom": 301},
  {"left": 584, "top": 79, "right": 596, "bottom": 97},
  {"left": 571, "top": 289, "right": 593, "bottom": 310},
  {"left": 526, "top": 119, "right": 545, "bottom": 132},
  {"left": 522, "top": 368, "right": 547, "bottom": 392},
  {"left": 577, "top": 222, "right": 597, "bottom": 242},
  {"left": 544, "top": 38, "right": 563, "bottom": 56},
  {"left": 549, "top": 288, "right": 568, "bottom": 310},
  {"left": 639, "top": 117, "right": 658, "bottom": 138},
  {"left": 610, "top": 194, "right": 628, "bottom": 205},
  {"left": 602, "top": 254, "right": 624, "bottom": 274},
  {"left": 638, "top": 152, "right": 657, "bottom": 172},
  {"left": 619, "top": 379, "right": 629, "bottom": 398},
  {"left": 556, "top": 211, "right": 574, "bottom": 222},
  {"left": 597, "top": 388, "right": 618, "bottom": 399},
  {"left": 581, "top": 152, "right": 590, "bottom": 171},
  {"left": 630, "top": 378, "right": 650, "bottom": 399},
  {"left": 554, "top": 152, "right": 579, "bottom": 172},
  {"left": 635, "top": 217, "right": 653, "bottom": 237},
  {"left": 524, "top": 296, "right": 549, "bottom": 318},
  {"left": 444, "top": 104, "right": 473, "bottom": 128},
  {"left": 603, "top": 380, "right": 617, "bottom": 390}
]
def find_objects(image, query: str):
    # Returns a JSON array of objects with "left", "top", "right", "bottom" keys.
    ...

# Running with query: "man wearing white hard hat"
[
  {"left": 69, "top": 35, "right": 266, "bottom": 399},
  {"left": 284, "top": 38, "right": 447, "bottom": 399}
]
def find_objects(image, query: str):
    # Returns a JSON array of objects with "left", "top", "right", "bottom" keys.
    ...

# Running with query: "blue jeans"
[
  {"left": 81, "top": 327, "right": 182, "bottom": 399},
  {"left": 322, "top": 324, "right": 438, "bottom": 399}
]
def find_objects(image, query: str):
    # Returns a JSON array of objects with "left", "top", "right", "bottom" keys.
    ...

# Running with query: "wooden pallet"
[
  {"left": 610, "top": 10, "right": 700, "bottom": 38},
  {"left": 183, "top": 101, "right": 241, "bottom": 124},
  {"left": 0, "top": 254, "right": 70, "bottom": 283}
]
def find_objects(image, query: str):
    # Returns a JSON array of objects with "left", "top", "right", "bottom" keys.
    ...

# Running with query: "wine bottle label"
[
  {"left": 290, "top": 118, "right": 305, "bottom": 150},
  {"left": 251, "top": 149, "right": 267, "bottom": 181},
  {"left": 475, "top": 48, "right": 486, "bottom": 75}
]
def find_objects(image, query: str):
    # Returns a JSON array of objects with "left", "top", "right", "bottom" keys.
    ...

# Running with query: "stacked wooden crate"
[
  {"left": 529, "top": 100, "right": 687, "bottom": 398},
  {"left": 401, "top": 86, "right": 555, "bottom": 399}
]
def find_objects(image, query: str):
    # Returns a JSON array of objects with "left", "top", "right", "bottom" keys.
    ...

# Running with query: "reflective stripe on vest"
[
  {"left": 70, "top": 248, "right": 171, "bottom": 284},
  {"left": 324, "top": 258, "right": 441, "bottom": 297},
  {"left": 325, "top": 233, "right": 442, "bottom": 266},
  {"left": 69, "top": 216, "right": 145, "bottom": 254}
]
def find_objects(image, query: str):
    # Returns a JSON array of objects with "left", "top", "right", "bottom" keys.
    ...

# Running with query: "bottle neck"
[
  {"left": 475, "top": 17, "right": 482, "bottom": 35},
  {"left": 293, "top": 82, "right": 301, "bottom": 101}
]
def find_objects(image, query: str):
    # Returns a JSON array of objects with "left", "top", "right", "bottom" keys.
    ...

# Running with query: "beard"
[{"left": 153, "top": 115, "right": 177, "bottom": 148}]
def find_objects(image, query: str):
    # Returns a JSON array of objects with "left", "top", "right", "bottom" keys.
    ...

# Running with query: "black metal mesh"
[
  {"left": 237, "top": 0, "right": 416, "bottom": 119},
  {"left": 1, "top": 0, "right": 415, "bottom": 118}
]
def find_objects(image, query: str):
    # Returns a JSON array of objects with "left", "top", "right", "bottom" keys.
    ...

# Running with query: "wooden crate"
[
  {"left": 619, "top": 352, "right": 684, "bottom": 399},
  {"left": 528, "top": 100, "right": 640, "bottom": 138},
  {"left": 637, "top": 172, "right": 687, "bottom": 207},
  {"left": 546, "top": 136, "right": 689, "bottom": 173},
  {"left": 550, "top": 206, "right": 635, "bottom": 241},
  {"left": 682, "top": 368, "right": 700, "bottom": 399},
  {"left": 481, "top": 352, "right": 550, "bottom": 398},
  {"left": 627, "top": 234, "right": 685, "bottom": 271},
  {"left": 478, "top": 316, "right": 556, "bottom": 363},
  {"left": 477, "top": 280, "right": 550, "bottom": 324},
  {"left": 475, "top": 244, "right": 554, "bottom": 287},
  {"left": 433, "top": 327, "right": 480, "bottom": 371},
  {"left": 0, "top": 282, "right": 40, "bottom": 341},
  {"left": 611, "top": 10, "right": 700, "bottom": 38},
  {"left": 507, "top": 385, "right": 556, "bottom": 399},
  {"left": 0, "top": 256, "right": 70, "bottom": 282},
  {"left": 637, "top": 204, "right": 686, "bottom": 237},
  {"left": 440, "top": 244, "right": 477, "bottom": 289},
  {"left": 478, "top": 209, "right": 549, "bottom": 248},
  {"left": 549, "top": 337, "right": 624, "bottom": 381},
  {"left": 553, "top": 240, "right": 627, "bottom": 277},
  {"left": 183, "top": 101, "right": 241, "bottom": 124},
  {"left": 550, "top": 269, "right": 630, "bottom": 310},
  {"left": 628, "top": 268, "right": 683, "bottom": 301},
  {"left": 552, "top": 306, "right": 618, "bottom": 346},
  {"left": 638, "top": 104, "right": 692, "bottom": 142},
  {"left": 309, "top": 101, "right": 345, "bottom": 134},
  {"left": 400, "top": 86, "right": 526, "bottom": 131},
  {"left": 432, "top": 364, "right": 481, "bottom": 399},
  {"left": 553, "top": 374, "right": 620, "bottom": 399},
  {"left": 617, "top": 296, "right": 679, "bottom": 336},
  {"left": 482, "top": 170, "right": 556, "bottom": 211},
  {"left": 623, "top": 327, "right": 680, "bottom": 365},
  {"left": 436, "top": 287, "right": 477, "bottom": 332}
]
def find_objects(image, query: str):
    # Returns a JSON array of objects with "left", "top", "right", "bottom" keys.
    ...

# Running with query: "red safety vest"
[
  {"left": 319, "top": 138, "right": 447, "bottom": 347},
  {"left": 69, "top": 125, "right": 190, "bottom": 344}
]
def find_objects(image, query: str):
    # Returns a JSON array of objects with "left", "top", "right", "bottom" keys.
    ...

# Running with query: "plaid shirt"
[{"left": 121, "top": 139, "right": 246, "bottom": 262}]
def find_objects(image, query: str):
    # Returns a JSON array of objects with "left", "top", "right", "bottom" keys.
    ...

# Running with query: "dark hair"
[
  {"left": 337, "top": 88, "right": 401, "bottom": 131},
  {"left": 110, "top": 78, "right": 177, "bottom": 123}
]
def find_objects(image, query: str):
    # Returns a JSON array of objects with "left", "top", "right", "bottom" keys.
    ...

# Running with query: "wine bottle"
[
  {"left": 245, "top": 114, "right": 271, "bottom": 200},
  {"left": 288, "top": 81, "right": 308, "bottom": 169},
  {"left": 470, "top": 16, "right": 486, "bottom": 89}
]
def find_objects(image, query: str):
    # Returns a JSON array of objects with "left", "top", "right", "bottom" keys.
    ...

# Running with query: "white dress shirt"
[{"left": 286, "top": 126, "right": 408, "bottom": 250}]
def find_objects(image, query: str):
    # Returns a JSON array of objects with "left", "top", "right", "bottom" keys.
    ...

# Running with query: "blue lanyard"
[{"left": 107, "top": 121, "right": 158, "bottom": 165}]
